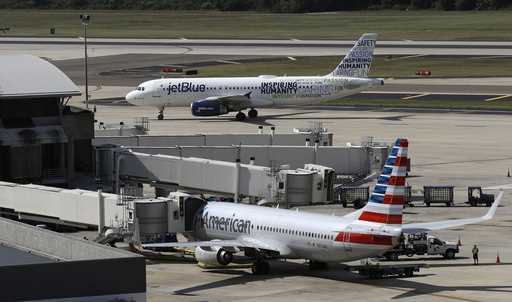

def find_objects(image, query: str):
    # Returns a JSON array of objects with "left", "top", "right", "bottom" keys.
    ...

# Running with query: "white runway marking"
[
  {"left": 485, "top": 94, "right": 512, "bottom": 102},
  {"left": 401, "top": 93, "right": 431, "bottom": 100},
  {"left": 216, "top": 59, "right": 241, "bottom": 65}
]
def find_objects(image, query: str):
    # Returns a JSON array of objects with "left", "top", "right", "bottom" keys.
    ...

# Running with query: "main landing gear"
[
  {"left": 157, "top": 107, "right": 165, "bottom": 120},
  {"left": 251, "top": 260, "right": 270, "bottom": 275},
  {"left": 236, "top": 108, "right": 258, "bottom": 121},
  {"left": 248, "top": 108, "right": 258, "bottom": 118},
  {"left": 235, "top": 112, "right": 246, "bottom": 121},
  {"left": 308, "top": 260, "right": 328, "bottom": 270}
]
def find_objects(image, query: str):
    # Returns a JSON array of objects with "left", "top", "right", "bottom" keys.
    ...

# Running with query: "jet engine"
[
  {"left": 191, "top": 100, "right": 228, "bottom": 116},
  {"left": 195, "top": 246, "right": 233, "bottom": 266}
]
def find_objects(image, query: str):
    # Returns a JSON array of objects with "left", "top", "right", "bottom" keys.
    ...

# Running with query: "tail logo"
[
  {"left": 330, "top": 33, "right": 377, "bottom": 78},
  {"left": 358, "top": 138, "right": 408, "bottom": 225}
]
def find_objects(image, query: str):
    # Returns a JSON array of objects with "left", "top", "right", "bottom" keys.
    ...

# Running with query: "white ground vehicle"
[{"left": 383, "top": 233, "right": 459, "bottom": 260}]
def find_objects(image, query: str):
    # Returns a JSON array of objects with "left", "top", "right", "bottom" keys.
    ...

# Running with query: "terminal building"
[
  {"left": 0, "top": 54, "right": 94, "bottom": 187},
  {"left": 0, "top": 216, "right": 146, "bottom": 301}
]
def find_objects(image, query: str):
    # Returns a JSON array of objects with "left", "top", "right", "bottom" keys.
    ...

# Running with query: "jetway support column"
[
  {"left": 98, "top": 189, "right": 105, "bottom": 234},
  {"left": 234, "top": 158, "right": 240, "bottom": 202}
]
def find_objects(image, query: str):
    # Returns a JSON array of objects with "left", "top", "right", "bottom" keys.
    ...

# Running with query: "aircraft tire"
[
  {"left": 157, "top": 114, "right": 164, "bottom": 120},
  {"left": 236, "top": 112, "right": 247, "bottom": 121},
  {"left": 248, "top": 109, "right": 258, "bottom": 118}
]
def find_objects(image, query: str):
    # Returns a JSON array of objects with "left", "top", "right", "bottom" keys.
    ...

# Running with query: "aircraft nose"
[{"left": 125, "top": 91, "right": 138, "bottom": 104}]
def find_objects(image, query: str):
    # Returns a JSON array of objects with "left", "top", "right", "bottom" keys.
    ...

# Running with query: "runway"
[{"left": 4, "top": 37, "right": 512, "bottom": 60}]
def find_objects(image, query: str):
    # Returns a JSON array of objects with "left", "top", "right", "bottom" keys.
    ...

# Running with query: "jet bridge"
[
  {"left": 109, "top": 144, "right": 387, "bottom": 176},
  {"left": 101, "top": 149, "right": 335, "bottom": 206}
]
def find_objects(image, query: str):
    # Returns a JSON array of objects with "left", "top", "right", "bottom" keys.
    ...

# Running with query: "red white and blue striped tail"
[{"left": 358, "top": 138, "right": 408, "bottom": 225}]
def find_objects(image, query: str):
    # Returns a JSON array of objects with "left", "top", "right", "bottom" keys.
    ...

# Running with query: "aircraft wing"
[
  {"left": 203, "top": 92, "right": 253, "bottom": 111},
  {"left": 143, "top": 240, "right": 243, "bottom": 249},
  {"left": 402, "top": 191, "right": 503, "bottom": 234},
  {"left": 142, "top": 236, "right": 290, "bottom": 255}
]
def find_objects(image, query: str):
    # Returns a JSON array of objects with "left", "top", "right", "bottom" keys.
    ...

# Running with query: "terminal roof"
[{"left": 0, "top": 54, "right": 81, "bottom": 99}]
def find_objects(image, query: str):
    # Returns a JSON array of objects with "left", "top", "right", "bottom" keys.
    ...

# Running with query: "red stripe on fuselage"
[
  {"left": 335, "top": 232, "right": 393, "bottom": 246},
  {"left": 359, "top": 211, "right": 403, "bottom": 224}
]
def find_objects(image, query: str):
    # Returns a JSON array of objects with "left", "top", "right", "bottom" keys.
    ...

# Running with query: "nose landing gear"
[{"left": 157, "top": 107, "right": 165, "bottom": 120}]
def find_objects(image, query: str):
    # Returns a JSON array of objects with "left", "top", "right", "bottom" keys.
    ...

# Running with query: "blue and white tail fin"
[
  {"left": 357, "top": 138, "right": 408, "bottom": 226},
  {"left": 328, "top": 33, "right": 377, "bottom": 78}
]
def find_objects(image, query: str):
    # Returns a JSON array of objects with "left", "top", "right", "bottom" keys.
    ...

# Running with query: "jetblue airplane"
[
  {"left": 126, "top": 33, "right": 383, "bottom": 120},
  {"left": 144, "top": 139, "right": 503, "bottom": 274}
]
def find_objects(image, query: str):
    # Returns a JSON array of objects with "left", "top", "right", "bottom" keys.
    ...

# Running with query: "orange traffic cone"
[
  {"left": 457, "top": 235, "right": 462, "bottom": 247},
  {"left": 496, "top": 252, "right": 501, "bottom": 264}
]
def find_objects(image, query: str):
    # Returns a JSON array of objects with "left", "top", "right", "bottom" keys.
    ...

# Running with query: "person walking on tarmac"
[{"left": 472, "top": 244, "right": 479, "bottom": 265}]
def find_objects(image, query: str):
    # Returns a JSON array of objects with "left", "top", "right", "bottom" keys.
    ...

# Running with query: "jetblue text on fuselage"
[
  {"left": 203, "top": 212, "right": 252, "bottom": 234},
  {"left": 260, "top": 81, "right": 298, "bottom": 95},
  {"left": 167, "top": 82, "right": 206, "bottom": 94}
]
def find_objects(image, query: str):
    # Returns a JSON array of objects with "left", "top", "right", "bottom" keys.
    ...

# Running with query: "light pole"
[{"left": 80, "top": 14, "right": 90, "bottom": 109}]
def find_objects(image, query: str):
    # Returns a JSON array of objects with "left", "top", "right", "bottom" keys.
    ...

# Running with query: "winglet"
[{"left": 482, "top": 190, "right": 503, "bottom": 220}]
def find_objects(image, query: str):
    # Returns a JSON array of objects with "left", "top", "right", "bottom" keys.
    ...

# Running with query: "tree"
[
  {"left": 437, "top": 0, "right": 456, "bottom": 10},
  {"left": 455, "top": 0, "right": 477, "bottom": 9}
]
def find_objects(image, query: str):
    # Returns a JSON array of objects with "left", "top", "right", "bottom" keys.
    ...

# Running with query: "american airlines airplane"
[
  {"left": 144, "top": 139, "right": 503, "bottom": 274},
  {"left": 125, "top": 33, "right": 383, "bottom": 121}
]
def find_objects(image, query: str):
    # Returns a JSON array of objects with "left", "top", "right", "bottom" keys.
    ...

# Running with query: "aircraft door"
[
  {"left": 152, "top": 83, "right": 163, "bottom": 98},
  {"left": 184, "top": 197, "right": 207, "bottom": 232}
]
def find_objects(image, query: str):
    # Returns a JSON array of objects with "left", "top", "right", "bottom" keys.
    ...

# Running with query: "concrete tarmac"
[
  {"left": 4, "top": 37, "right": 512, "bottom": 60},
  {"left": 81, "top": 92, "right": 512, "bottom": 301}
]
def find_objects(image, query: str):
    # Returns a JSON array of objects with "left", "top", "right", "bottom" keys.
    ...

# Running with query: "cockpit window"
[{"left": 136, "top": 86, "right": 145, "bottom": 91}]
